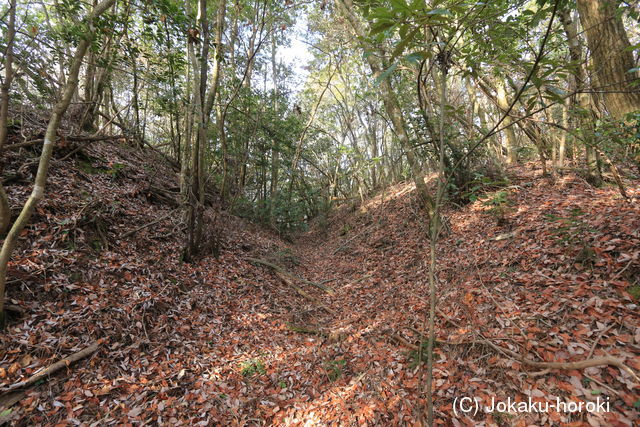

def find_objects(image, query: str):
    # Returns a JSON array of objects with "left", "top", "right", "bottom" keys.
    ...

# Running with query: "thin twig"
[
  {"left": 121, "top": 210, "right": 176, "bottom": 239},
  {"left": 437, "top": 309, "right": 639, "bottom": 382},
  {"left": 587, "top": 324, "right": 614, "bottom": 359}
]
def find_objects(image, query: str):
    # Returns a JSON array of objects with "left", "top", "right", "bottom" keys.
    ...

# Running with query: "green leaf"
[
  {"left": 375, "top": 63, "right": 398, "bottom": 84},
  {"left": 370, "top": 21, "right": 395, "bottom": 35},
  {"left": 369, "top": 7, "right": 394, "bottom": 20},
  {"left": 399, "top": 23, "right": 409, "bottom": 39},
  {"left": 624, "top": 42, "right": 640, "bottom": 52},
  {"left": 390, "top": 0, "right": 409, "bottom": 11},
  {"left": 392, "top": 27, "right": 420, "bottom": 58},
  {"left": 404, "top": 51, "right": 431, "bottom": 64},
  {"left": 530, "top": 75, "right": 543, "bottom": 89}
]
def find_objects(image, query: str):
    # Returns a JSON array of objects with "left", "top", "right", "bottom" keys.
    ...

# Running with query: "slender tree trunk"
[
  {"left": 0, "top": 0, "right": 17, "bottom": 236},
  {"left": 163, "top": 14, "right": 181, "bottom": 160},
  {"left": 131, "top": 55, "right": 142, "bottom": 145},
  {"left": 204, "top": 0, "right": 226, "bottom": 119},
  {"left": 560, "top": 7, "right": 601, "bottom": 182},
  {"left": 180, "top": 11, "right": 194, "bottom": 200},
  {"left": 287, "top": 66, "right": 336, "bottom": 207},
  {"left": 558, "top": 99, "right": 568, "bottom": 167},
  {"left": 477, "top": 75, "right": 552, "bottom": 169},
  {"left": 82, "top": 48, "right": 97, "bottom": 130},
  {"left": 243, "top": 6, "right": 258, "bottom": 91},
  {"left": 235, "top": 3, "right": 260, "bottom": 197},
  {"left": 0, "top": 0, "right": 16, "bottom": 151},
  {"left": 229, "top": 2, "right": 238, "bottom": 68},
  {"left": 269, "top": 33, "right": 280, "bottom": 228},
  {"left": 218, "top": 102, "right": 230, "bottom": 202},
  {"left": 185, "top": 0, "right": 210, "bottom": 260},
  {"left": 80, "top": 35, "right": 115, "bottom": 132},
  {"left": 424, "top": 63, "right": 448, "bottom": 427},
  {"left": 495, "top": 79, "right": 517, "bottom": 164},
  {"left": 0, "top": 0, "right": 116, "bottom": 325}
]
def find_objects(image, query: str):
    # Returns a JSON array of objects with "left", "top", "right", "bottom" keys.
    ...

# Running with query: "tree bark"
[
  {"left": 560, "top": 7, "right": 601, "bottom": 183},
  {"left": 495, "top": 79, "right": 518, "bottom": 164},
  {"left": 0, "top": 0, "right": 16, "bottom": 151},
  {"left": 576, "top": 0, "right": 640, "bottom": 119},
  {"left": 0, "top": 0, "right": 17, "bottom": 236},
  {"left": 185, "top": 0, "right": 210, "bottom": 260},
  {"left": 269, "top": 32, "right": 280, "bottom": 228}
]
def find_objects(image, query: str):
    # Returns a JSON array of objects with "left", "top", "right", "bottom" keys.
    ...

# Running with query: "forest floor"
[{"left": 1, "top": 139, "right": 639, "bottom": 425}]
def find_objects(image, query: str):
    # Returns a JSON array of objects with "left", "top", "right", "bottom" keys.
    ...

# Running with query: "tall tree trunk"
[
  {"left": 0, "top": 0, "right": 116, "bottom": 325},
  {"left": 336, "top": 0, "right": 432, "bottom": 211},
  {"left": 180, "top": 15, "right": 194, "bottom": 201},
  {"left": 229, "top": 1, "right": 239, "bottom": 68},
  {"left": 131, "top": 54, "right": 142, "bottom": 145},
  {"left": 576, "top": 0, "right": 640, "bottom": 119},
  {"left": 269, "top": 32, "right": 280, "bottom": 228},
  {"left": 185, "top": 0, "right": 210, "bottom": 260},
  {"left": 82, "top": 48, "right": 97, "bottom": 130},
  {"left": 243, "top": 4, "right": 259, "bottom": 91},
  {"left": 495, "top": 79, "right": 518, "bottom": 164},
  {"left": 218, "top": 103, "right": 229, "bottom": 202},
  {"left": 558, "top": 99, "right": 568, "bottom": 167},
  {"left": 204, "top": 0, "right": 227, "bottom": 205},
  {"left": 0, "top": 0, "right": 16, "bottom": 151},
  {"left": 204, "top": 0, "right": 226, "bottom": 119},
  {"left": 560, "top": 7, "right": 601, "bottom": 182}
]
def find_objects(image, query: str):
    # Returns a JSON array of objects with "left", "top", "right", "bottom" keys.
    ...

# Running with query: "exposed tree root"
[
  {"left": 287, "top": 323, "right": 346, "bottom": 342},
  {"left": 1, "top": 341, "right": 101, "bottom": 393},
  {"left": 287, "top": 323, "right": 327, "bottom": 335},
  {"left": 247, "top": 257, "right": 334, "bottom": 294}
]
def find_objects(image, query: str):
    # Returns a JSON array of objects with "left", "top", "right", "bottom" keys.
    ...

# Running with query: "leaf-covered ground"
[{"left": 1, "top": 142, "right": 639, "bottom": 425}]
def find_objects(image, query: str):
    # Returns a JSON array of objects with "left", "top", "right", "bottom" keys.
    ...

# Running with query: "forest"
[{"left": 0, "top": 0, "right": 639, "bottom": 424}]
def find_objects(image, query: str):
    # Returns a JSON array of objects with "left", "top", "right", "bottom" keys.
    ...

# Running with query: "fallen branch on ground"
[
  {"left": 144, "top": 185, "right": 180, "bottom": 207},
  {"left": 436, "top": 309, "right": 640, "bottom": 382},
  {"left": 274, "top": 271, "right": 337, "bottom": 315},
  {"left": 247, "top": 257, "right": 334, "bottom": 294},
  {"left": 346, "top": 274, "right": 372, "bottom": 287},
  {"left": 121, "top": 209, "right": 176, "bottom": 238},
  {"left": 332, "top": 227, "right": 371, "bottom": 255},
  {"left": 1, "top": 341, "right": 101, "bottom": 393}
]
